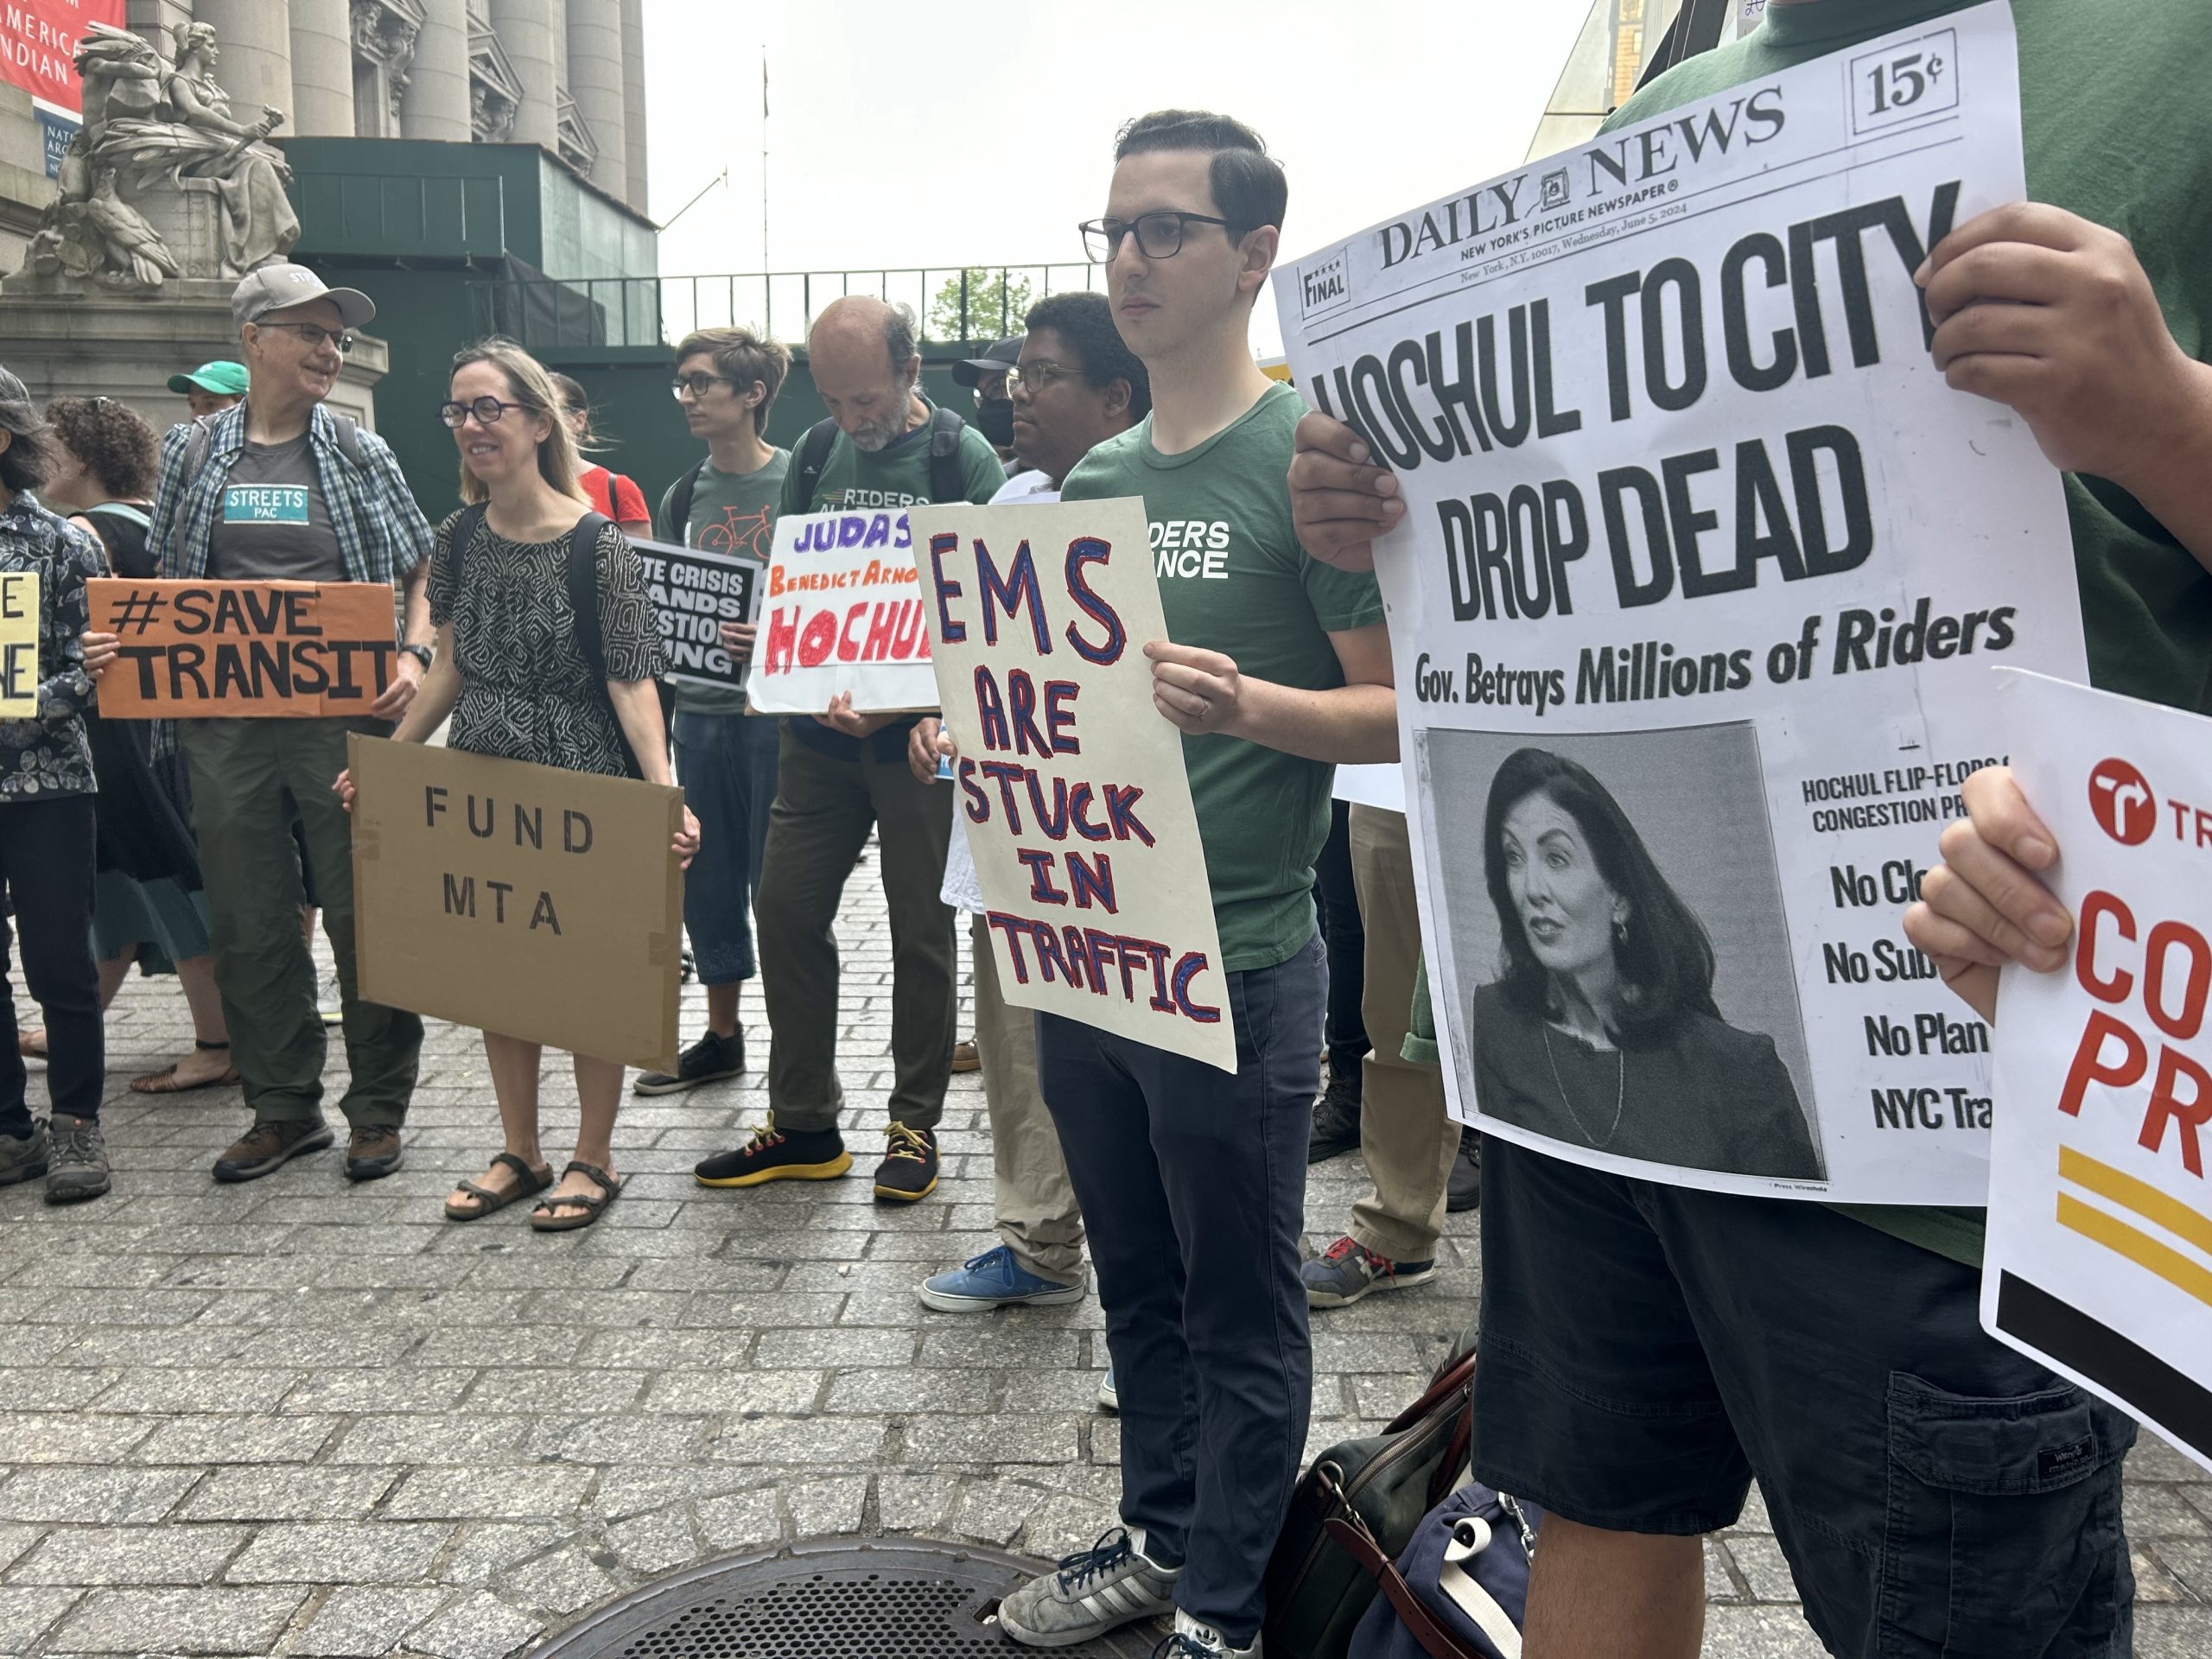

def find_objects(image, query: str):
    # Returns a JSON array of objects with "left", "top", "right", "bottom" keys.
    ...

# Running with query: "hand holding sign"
[
  {"left": 1287, "top": 409, "right": 1402, "bottom": 574},
  {"left": 1904, "top": 766, "right": 2075, "bottom": 1018},
  {"left": 1146, "top": 641, "right": 1246, "bottom": 736}
]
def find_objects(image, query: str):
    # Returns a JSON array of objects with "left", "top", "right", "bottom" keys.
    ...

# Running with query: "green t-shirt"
[
  {"left": 1541, "top": 0, "right": 2212, "bottom": 1268},
  {"left": 656, "top": 448, "right": 790, "bottom": 717},
  {"left": 1061, "top": 382, "right": 1387, "bottom": 974}
]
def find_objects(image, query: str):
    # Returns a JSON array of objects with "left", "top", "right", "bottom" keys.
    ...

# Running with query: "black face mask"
[{"left": 975, "top": 397, "right": 1015, "bottom": 448}]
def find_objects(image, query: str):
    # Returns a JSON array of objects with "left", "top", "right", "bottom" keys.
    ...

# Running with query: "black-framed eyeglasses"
[
  {"left": 1079, "top": 212, "right": 1233, "bottom": 264},
  {"left": 671, "top": 372, "right": 737, "bottom": 401},
  {"left": 1006, "top": 361, "right": 1081, "bottom": 399},
  {"left": 438, "top": 396, "right": 530, "bottom": 429},
  {"left": 260, "top": 321, "right": 355, "bottom": 353}
]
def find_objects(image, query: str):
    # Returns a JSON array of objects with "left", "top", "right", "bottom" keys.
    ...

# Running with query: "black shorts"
[{"left": 1471, "top": 1137, "right": 2137, "bottom": 1657}]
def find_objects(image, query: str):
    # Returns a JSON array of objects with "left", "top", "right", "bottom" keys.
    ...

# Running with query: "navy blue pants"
[
  {"left": 1036, "top": 932, "right": 1323, "bottom": 1645},
  {"left": 673, "top": 710, "right": 780, "bottom": 984}
]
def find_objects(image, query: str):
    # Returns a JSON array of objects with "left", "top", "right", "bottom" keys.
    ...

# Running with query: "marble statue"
[{"left": 19, "top": 22, "right": 301, "bottom": 289}]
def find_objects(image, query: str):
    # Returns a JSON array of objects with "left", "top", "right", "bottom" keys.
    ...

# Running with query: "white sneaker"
[
  {"left": 316, "top": 975, "right": 343, "bottom": 1027},
  {"left": 998, "top": 1525, "right": 1177, "bottom": 1648},
  {"left": 1162, "top": 1608, "right": 1262, "bottom": 1656}
]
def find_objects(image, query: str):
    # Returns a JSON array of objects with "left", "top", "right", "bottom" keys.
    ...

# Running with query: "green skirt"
[{"left": 92, "top": 874, "right": 212, "bottom": 976}]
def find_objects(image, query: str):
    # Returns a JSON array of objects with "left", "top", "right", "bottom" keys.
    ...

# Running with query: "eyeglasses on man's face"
[
  {"left": 1006, "top": 361, "right": 1083, "bottom": 400},
  {"left": 438, "top": 396, "right": 530, "bottom": 429},
  {"left": 261, "top": 321, "right": 355, "bottom": 354},
  {"left": 1079, "top": 211, "right": 1233, "bottom": 264},
  {"left": 671, "top": 372, "right": 738, "bottom": 401}
]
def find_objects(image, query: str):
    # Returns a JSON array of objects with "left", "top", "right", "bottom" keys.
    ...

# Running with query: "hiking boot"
[
  {"left": 950, "top": 1038, "right": 981, "bottom": 1074},
  {"left": 0, "top": 1123, "right": 48, "bottom": 1186},
  {"left": 874, "top": 1123, "right": 938, "bottom": 1203},
  {"left": 1306, "top": 1067, "right": 1362, "bottom": 1164},
  {"left": 44, "top": 1116, "right": 109, "bottom": 1205},
  {"left": 633, "top": 1029, "right": 745, "bottom": 1096},
  {"left": 1157, "top": 1611, "right": 1260, "bottom": 1657},
  {"left": 345, "top": 1124, "right": 404, "bottom": 1182},
  {"left": 213, "top": 1118, "right": 334, "bottom": 1183},
  {"left": 1446, "top": 1128, "right": 1482, "bottom": 1213},
  {"left": 998, "top": 1526, "right": 1179, "bottom": 1649},
  {"left": 1300, "top": 1236, "right": 1436, "bottom": 1308},
  {"left": 693, "top": 1116, "right": 850, "bottom": 1187},
  {"left": 918, "top": 1244, "right": 1084, "bottom": 1312}
]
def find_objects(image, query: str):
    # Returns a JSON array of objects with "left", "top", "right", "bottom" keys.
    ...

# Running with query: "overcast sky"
[{"left": 637, "top": 0, "right": 1592, "bottom": 356}]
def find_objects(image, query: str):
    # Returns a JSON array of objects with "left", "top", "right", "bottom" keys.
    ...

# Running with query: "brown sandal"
[
  {"left": 130, "top": 1041, "right": 241, "bottom": 1095},
  {"left": 529, "top": 1160, "right": 624, "bottom": 1232},
  {"left": 444, "top": 1152, "right": 555, "bottom": 1221}
]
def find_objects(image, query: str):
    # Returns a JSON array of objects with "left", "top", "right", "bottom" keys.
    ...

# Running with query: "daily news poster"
[{"left": 1279, "top": 2, "right": 2086, "bottom": 1202}]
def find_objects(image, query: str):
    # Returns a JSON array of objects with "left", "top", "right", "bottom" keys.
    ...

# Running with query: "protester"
[
  {"left": 952, "top": 336, "right": 1021, "bottom": 470},
  {"left": 336, "top": 339, "right": 697, "bottom": 1230},
  {"left": 994, "top": 113, "right": 1395, "bottom": 1659},
  {"left": 632, "top": 327, "right": 791, "bottom": 1096},
  {"left": 690, "top": 296, "right": 1001, "bottom": 1203},
  {"left": 1286, "top": 0, "right": 2212, "bottom": 1649},
  {"left": 108, "top": 264, "right": 435, "bottom": 1185},
  {"left": 27, "top": 397, "right": 236, "bottom": 1096},
  {"left": 0, "top": 369, "right": 108, "bottom": 1201},
  {"left": 907, "top": 290, "right": 1150, "bottom": 1320},
  {"left": 167, "top": 360, "right": 245, "bottom": 420},
  {"left": 548, "top": 372, "right": 652, "bottom": 535},
  {"left": 1300, "top": 798, "right": 1464, "bottom": 1307},
  {"left": 1306, "top": 798, "right": 1366, "bottom": 1160}
]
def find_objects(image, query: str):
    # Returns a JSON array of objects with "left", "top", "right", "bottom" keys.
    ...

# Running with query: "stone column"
[
  {"left": 565, "top": 0, "right": 625, "bottom": 194},
  {"left": 401, "top": 0, "right": 474, "bottom": 141},
  {"left": 287, "top": 0, "right": 355, "bottom": 136},
  {"left": 490, "top": 0, "right": 560, "bottom": 149},
  {"left": 620, "top": 0, "right": 648, "bottom": 214},
  {"left": 194, "top": 0, "right": 296, "bottom": 129}
]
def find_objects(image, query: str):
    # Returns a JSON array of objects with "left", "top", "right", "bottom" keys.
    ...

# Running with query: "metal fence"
[{"left": 465, "top": 265, "right": 1107, "bottom": 353}]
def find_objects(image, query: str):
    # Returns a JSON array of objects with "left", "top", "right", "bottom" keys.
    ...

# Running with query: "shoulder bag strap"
[
  {"left": 1320, "top": 1511, "right": 1491, "bottom": 1659},
  {"left": 926, "top": 404, "right": 967, "bottom": 503}
]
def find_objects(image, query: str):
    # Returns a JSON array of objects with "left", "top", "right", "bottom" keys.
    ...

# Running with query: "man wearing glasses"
[
  {"left": 995, "top": 114, "right": 1394, "bottom": 1659},
  {"left": 631, "top": 327, "right": 792, "bottom": 1096},
  {"left": 139, "top": 264, "right": 434, "bottom": 1185}
]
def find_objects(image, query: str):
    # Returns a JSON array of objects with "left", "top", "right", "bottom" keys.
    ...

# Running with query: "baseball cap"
[
  {"left": 951, "top": 336, "right": 1022, "bottom": 390},
  {"left": 230, "top": 264, "right": 376, "bottom": 333},
  {"left": 167, "top": 360, "right": 250, "bottom": 397}
]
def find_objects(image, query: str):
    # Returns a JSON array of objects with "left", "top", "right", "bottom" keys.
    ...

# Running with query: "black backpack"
[
  {"left": 444, "top": 503, "right": 645, "bottom": 779},
  {"left": 661, "top": 404, "right": 971, "bottom": 536}
]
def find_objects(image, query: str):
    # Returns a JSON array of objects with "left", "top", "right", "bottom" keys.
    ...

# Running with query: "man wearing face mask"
[{"left": 952, "top": 337, "right": 1022, "bottom": 472}]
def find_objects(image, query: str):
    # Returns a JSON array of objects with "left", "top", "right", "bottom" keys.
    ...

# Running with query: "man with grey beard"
[{"left": 690, "top": 296, "right": 1003, "bottom": 1206}]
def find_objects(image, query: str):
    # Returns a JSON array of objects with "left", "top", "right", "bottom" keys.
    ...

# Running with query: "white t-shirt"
[{"left": 942, "top": 471, "right": 1063, "bottom": 912}]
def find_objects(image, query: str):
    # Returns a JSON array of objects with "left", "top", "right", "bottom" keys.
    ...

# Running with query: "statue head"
[{"left": 179, "top": 22, "right": 218, "bottom": 70}]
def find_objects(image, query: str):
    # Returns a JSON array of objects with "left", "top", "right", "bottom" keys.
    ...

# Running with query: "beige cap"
[{"left": 231, "top": 264, "right": 376, "bottom": 333}]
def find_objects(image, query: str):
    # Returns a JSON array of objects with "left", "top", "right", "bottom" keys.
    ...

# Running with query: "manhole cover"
[{"left": 537, "top": 1538, "right": 1166, "bottom": 1658}]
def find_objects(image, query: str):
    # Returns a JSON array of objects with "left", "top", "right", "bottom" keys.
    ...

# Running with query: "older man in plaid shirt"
[{"left": 141, "top": 265, "right": 435, "bottom": 1185}]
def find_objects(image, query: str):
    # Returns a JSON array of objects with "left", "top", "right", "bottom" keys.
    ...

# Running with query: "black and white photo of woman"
[{"left": 1468, "top": 748, "right": 1825, "bottom": 1181}]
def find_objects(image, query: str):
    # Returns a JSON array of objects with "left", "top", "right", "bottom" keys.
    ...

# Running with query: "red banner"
[{"left": 1, "top": 2, "right": 124, "bottom": 113}]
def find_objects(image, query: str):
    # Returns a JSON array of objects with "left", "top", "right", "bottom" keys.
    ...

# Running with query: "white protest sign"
[
  {"left": 1982, "top": 671, "right": 2212, "bottom": 1473},
  {"left": 1279, "top": 1, "right": 2087, "bottom": 1201},
  {"left": 908, "top": 497, "right": 1236, "bottom": 1073},
  {"left": 742, "top": 507, "right": 938, "bottom": 714}
]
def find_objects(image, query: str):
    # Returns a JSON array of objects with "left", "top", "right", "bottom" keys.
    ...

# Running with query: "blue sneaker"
[
  {"left": 1097, "top": 1363, "right": 1118, "bottom": 1414},
  {"left": 917, "top": 1243, "right": 1086, "bottom": 1313}
]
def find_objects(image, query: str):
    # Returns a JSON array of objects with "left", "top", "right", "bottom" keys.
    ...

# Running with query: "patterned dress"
[{"left": 428, "top": 512, "right": 664, "bottom": 779}]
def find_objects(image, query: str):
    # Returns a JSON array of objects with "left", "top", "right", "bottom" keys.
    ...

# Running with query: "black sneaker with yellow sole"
[
  {"left": 694, "top": 1116, "right": 851, "bottom": 1187},
  {"left": 874, "top": 1123, "right": 938, "bottom": 1203}
]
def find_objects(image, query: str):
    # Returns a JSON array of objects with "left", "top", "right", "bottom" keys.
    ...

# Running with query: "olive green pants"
[{"left": 180, "top": 715, "right": 423, "bottom": 1127}]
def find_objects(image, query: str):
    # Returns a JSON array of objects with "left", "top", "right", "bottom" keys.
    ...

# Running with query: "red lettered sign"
[{"left": 2, "top": 3, "right": 124, "bottom": 113}]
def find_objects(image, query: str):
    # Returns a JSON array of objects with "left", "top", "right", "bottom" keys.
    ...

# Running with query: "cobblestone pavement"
[{"left": 3, "top": 857, "right": 2208, "bottom": 1657}]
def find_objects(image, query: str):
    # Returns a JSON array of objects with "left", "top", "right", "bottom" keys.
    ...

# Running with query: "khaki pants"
[
  {"left": 180, "top": 715, "right": 423, "bottom": 1127},
  {"left": 1347, "top": 804, "right": 1459, "bottom": 1263},
  {"left": 970, "top": 914, "right": 1084, "bottom": 1282},
  {"left": 755, "top": 724, "right": 956, "bottom": 1133}
]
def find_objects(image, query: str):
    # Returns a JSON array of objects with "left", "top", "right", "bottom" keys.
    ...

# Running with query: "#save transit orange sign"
[{"left": 89, "top": 578, "right": 398, "bottom": 717}]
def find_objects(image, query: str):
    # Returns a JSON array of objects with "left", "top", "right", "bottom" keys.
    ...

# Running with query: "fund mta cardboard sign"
[
  {"left": 348, "top": 736, "right": 683, "bottom": 1071},
  {"left": 907, "top": 497, "right": 1235, "bottom": 1073},
  {"left": 1983, "top": 671, "right": 2212, "bottom": 1474},
  {"left": 89, "top": 579, "right": 397, "bottom": 717}
]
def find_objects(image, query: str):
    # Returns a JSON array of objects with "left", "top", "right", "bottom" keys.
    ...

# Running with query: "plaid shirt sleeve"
[
  {"left": 147, "top": 419, "right": 198, "bottom": 580},
  {"left": 353, "top": 426, "right": 433, "bottom": 579}
]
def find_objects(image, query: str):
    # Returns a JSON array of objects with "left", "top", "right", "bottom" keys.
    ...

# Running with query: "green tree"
[{"left": 926, "top": 267, "right": 1035, "bottom": 343}]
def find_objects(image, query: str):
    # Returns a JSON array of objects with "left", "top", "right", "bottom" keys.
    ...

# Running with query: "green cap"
[{"left": 167, "top": 360, "right": 249, "bottom": 397}]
